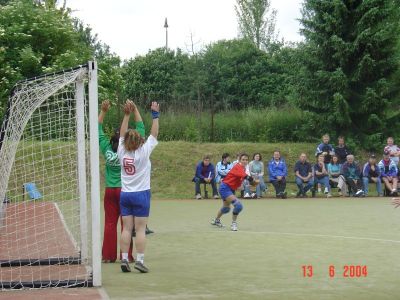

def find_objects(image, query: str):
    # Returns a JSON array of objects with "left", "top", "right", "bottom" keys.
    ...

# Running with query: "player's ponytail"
[{"left": 124, "top": 129, "right": 144, "bottom": 152}]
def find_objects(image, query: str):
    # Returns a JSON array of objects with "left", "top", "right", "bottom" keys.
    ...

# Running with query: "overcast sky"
[{"left": 66, "top": 0, "right": 304, "bottom": 60}]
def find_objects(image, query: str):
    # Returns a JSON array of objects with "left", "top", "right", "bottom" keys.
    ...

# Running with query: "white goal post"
[{"left": 0, "top": 62, "right": 101, "bottom": 289}]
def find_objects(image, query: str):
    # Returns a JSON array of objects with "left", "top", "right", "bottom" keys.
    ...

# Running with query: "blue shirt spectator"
[
  {"left": 215, "top": 153, "right": 232, "bottom": 183},
  {"left": 193, "top": 155, "right": 218, "bottom": 199},
  {"left": 268, "top": 150, "right": 288, "bottom": 198},
  {"left": 315, "top": 134, "right": 335, "bottom": 164},
  {"left": 362, "top": 154, "right": 382, "bottom": 196}
]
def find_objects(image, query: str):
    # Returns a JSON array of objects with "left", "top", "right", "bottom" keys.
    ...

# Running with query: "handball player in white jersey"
[{"left": 118, "top": 100, "right": 159, "bottom": 273}]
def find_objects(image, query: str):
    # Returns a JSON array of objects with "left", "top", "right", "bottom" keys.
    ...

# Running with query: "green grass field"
[{"left": 101, "top": 197, "right": 400, "bottom": 300}]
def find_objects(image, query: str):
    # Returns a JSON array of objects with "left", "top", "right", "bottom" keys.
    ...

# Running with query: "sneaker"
[
  {"left": 251, "top": 192, "right": 257, "bottom": 199},
  {"left": 276, "top": 192, "right": 282, "bottom": 198},
  {"left": 327, "top": 193, "right": 332, "bottom": 198},
  {"left": 134, "top": 261, "right": 149, "bottom": 273},
  {"left": 244, "top": 193, "right": 251, "bottom": 199},
  {"left": 355, "top": 190, "right": 364, "bottom": 197},
  {"left": 391, "top": 190, "right": 398, "bottom": 197},
  {"left": 211, "top": 218, "right": 224, "bottom": 227},
  {"left": 195, "top": 194, "right": 202, "bottom": 200},
  {"left": 324, "top": 187, "right": 329, "bottom": 194},
  {"left": 213, "top": 195, "right": 219, "bottom": 199},
  {"left": 145, "top": 227, "right": 154, "bottom": 235},
  {"left": 120, "top": 259, "right": 131, "bottom": 273},
  {"left": 231, "top": 222, "right": 238, "bottom": 231}
]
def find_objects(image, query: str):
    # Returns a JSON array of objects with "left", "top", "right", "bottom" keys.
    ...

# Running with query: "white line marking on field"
[{"left": 164, "top": 229, "right": 400, "bottom": 244}]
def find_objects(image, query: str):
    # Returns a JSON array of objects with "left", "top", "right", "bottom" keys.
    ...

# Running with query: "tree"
[
  {"left": 122, "top": 48, "right": 189, "bottom": 106},
  {"left": 0, "top": 0, "right": 94, "bottom": 120},
  {"left": 235, "top": 0, "right": 278, "bottom": 51},
  {"left": 200, "top": 39, "right": 288, "bottom": 110},
  {"left": 297, "top": 0, "right": 400, "bottom": 149}
]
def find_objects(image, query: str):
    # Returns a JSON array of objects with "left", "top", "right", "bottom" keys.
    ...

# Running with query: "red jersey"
[{"left": 222, "top": 163, "right": 247, "bottom": 190}]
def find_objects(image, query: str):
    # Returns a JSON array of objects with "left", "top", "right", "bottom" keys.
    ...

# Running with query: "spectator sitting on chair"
[
  {"left": 341, "top": 155, "right": 364, "bottom": 197},
  {"left": 193, "top": 155, "right": 219, "bottom": 199},
  {"left": 268, "top": 150, "right": 288, "bottom": 199},
  {"left": 335, "top": 136, "right": 351, "bottom": 164},
  {"left": 215, "top": 153, "right": 232, "bottom": 184},
  {"left": 328, "top": 154, "right": 347, "bottom": 196},
  {"left": 315, "top": 134, "right": 335, "bottom": 165},
  {"left": 314, "top": 154, "right": 332, "bottom": 198},
  {"left": 378, "top": 151, "right": 398, "bottom": 196},
  {"left": 249, "top": 153, "right": 267, "bottom": 198},
  {"left": 294, "top": 153, "right": 314, "bottom": 198},
  {"left": 362, "top": 154, "right": 383, "bottom": 197},
  {"left": 384, "top": 137, "right": 400, "bottom": 166}
]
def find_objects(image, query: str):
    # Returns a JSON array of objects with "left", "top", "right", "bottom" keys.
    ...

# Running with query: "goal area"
[{"left": 0, "top": 62, "right": 101, "bottom": 289}]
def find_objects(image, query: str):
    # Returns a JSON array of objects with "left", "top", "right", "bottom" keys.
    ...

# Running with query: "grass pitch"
[{"left": 102, "top": 197, "right": 400, "bottom": 300}]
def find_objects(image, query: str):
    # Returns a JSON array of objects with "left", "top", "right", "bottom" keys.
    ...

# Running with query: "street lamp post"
[{"left": 164, "top": 17, "right": 168, "bottom": 50}]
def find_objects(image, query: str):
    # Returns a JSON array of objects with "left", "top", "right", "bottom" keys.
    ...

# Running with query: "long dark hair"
[{"left": 110, "top": 128, "right": 120, "bottom": 153}]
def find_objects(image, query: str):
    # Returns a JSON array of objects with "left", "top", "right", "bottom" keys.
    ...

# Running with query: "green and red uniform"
[{"left": 100, "top": 121, "right": 145, "bottom": 262}]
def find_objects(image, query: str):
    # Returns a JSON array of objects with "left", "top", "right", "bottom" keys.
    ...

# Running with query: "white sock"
[
  {"left": 122, "top": 253, "right": 128, "bottom": 261},
  {"left": 136, "top": 253, "right": 144, "bottom": 264}
]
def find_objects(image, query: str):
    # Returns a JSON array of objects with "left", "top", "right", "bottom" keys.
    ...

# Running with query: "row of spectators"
[{"left": 192, "top": 135, "right": 400, "bottom": 199}]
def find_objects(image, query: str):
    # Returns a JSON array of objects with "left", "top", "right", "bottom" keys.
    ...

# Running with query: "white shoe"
[
  {"left": 211, "top": 218, "right": 224, "bottom": 227},
  {"left": 244, "top": 193, "right": 251, "bottom": 198},
  {"left": 213, "top": 195, "right": 219, "bottom": 199},
  {"left": 327, "top": 193, "right": 332, "bottom": 198},
  {"left": 324, "top": 187, "right": 329, "bottom": 194},
  {"left": 355, "top": 190, "right": 363, "bottom": 197},
  {"left": 231, "top": 222, "right": 238, "bottom": 231},
  {"left": 195, "top": 194, "right": 202, "bottom": 200}
]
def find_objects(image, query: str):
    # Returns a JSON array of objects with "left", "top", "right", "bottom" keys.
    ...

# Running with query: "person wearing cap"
[
  {"left": 362, "top": 154, "right": 383, "bottom": 197},
  {"left": 341, "top": 154, "right": 364, "bottom": 197},
  {"left": 384, "top": 137, "right": 400, "bottom": 166},
  {"left": 378, "top": 151, "right": 398, "bottom": 196}
]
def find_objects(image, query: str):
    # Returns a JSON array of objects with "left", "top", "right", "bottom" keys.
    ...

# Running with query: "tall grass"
[{"left": 109, "top": 107, "right": 311, "bottom": 143}]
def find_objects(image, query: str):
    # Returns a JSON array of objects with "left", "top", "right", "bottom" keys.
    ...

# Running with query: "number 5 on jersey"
[{"left": 123, "top": 158, "right": 136, "bottom": 175}]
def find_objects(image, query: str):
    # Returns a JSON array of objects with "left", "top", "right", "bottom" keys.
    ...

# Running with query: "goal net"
[{"left": 0, "top": 62, "right": 101, "bottom": 289}]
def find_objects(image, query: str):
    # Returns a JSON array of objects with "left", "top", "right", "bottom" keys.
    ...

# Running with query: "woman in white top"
[{"left": 118, "top": 100, "right": 159, "bottom": 273}]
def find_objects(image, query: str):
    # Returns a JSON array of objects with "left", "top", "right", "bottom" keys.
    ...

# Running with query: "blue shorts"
[
  {"left": 120, "top": 190, "right": 151, "bottom": 217},
  {"left": 219, "top": 183, "right": 234, "bottom": 201}
]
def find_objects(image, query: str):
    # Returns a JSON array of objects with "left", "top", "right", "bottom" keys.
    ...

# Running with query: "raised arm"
[
  {"left": 120, "top": 100, "right": 134, "bottom": 137},
  {"left": 150, "top": 101, "right": 160, "bottom": 138},
  {"left": 98, "top": 100, "right": 110, "bottom": 124}
]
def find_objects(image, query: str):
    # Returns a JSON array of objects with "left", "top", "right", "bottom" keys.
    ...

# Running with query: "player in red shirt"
[{"left": 211, "top": 153, "right": 258, "bottom": 231}]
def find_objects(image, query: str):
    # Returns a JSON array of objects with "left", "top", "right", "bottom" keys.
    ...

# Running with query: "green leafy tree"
[
  {"left": 235, "top": 0, "right": 278, "bottom": 51},
  {"left": 122, "top": 48, "right": 188, "bottom": 105},
  {"left": 298, "top": 0, "right": 400, "bottom": 148},
  {"left": 200, "top": 39, "right": 288, "bottom": 110},
  {"left": 0, "top": 0, "right": 93, "bottom": 119}
]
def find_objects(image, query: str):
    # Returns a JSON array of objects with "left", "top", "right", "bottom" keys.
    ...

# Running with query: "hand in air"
[{"left": 101, "top": 100, "right": 111, "bottom": 112}]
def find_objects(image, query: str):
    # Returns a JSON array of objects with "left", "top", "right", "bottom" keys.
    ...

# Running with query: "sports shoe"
[
  {"left": 326, "top": 193, "right": 332, "bottom": 198},
  {"left": 195, "top": 194, "right": 202, "bottom": 200},
  {"left": 145, "top": 227, "right": 154, "bottom": 235},
  {"left": 251, "top": 192, "right": 257, "bottom": 199},
  {"left": 120, "top": 259, "right": 131, "bottom": 273},
  {"left": 231, "top": 222, "right": 238, "bottom": 231},
  {"left": 211, "top": 218, "right": 224, "bottom": 227},
  {"left": 134, "top": 261, "right": 149, "bottom": 273},
  {"left": 244, "top": 193, "right": 251, "bottom": 198},
  {"left": 324, "top": 187, "right": 329, "bottom": 194},
  {"left": 355, "top": 190, "right": 364, "bottom": 197},
  {"left": 213, "top": 194, "right": 219, "bottom": 199}
]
